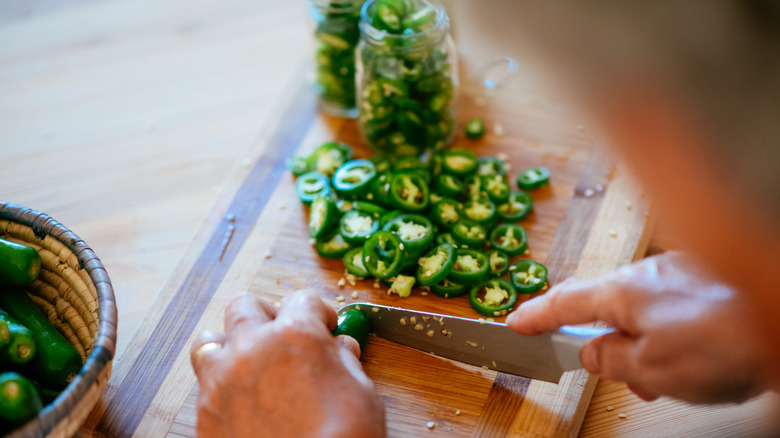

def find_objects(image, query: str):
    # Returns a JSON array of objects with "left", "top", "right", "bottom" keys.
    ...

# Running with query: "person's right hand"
[
  {"left": 507, "top": 252, "right": 771, "bottom": 404},
  {"left": 190, "top": 289, "right": 385, "bottom": 438}
]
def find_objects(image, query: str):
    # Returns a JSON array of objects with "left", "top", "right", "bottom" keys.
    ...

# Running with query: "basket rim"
[{"left": 0, "top": 201, "right": 117, "bottom": 437}]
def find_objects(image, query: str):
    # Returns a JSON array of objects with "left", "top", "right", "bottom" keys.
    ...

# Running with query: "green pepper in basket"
[
  {"left": 0, "top": 287, "right": 82, "bottom": 391},
  {"left": 0, "top": 310, "right": 36, "bottom": 366},
  {"left": 0, "top": 238, "right": 41, "bottom": 286},
  {"left": 0, "top": 372, "right": 43, "bottom": 430}
]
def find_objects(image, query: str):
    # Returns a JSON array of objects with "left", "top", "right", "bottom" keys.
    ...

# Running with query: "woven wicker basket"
[{"left": 0, "top": 202, "right": 117, "bottom": 438}]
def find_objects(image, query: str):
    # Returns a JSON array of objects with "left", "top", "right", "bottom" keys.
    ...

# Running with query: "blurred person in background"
[{"left": 189, "top": 1, "right": 780, "bottom": 436}]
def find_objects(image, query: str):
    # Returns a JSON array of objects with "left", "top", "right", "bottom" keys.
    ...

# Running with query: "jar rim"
[
  {"left": 359, "top": 0, "right": 448, "bottom": 43},
  {"left": 311, "top": 0, "right": 365, "bottom": 14}
]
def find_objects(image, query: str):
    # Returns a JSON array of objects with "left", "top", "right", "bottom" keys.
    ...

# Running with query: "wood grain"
[{"left": 2, "top": 1, "right": 778, "bottom": 437}]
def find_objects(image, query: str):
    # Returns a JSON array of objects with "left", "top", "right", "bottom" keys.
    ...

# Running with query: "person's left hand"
[{"left": 190, "top": 289, "right": 386, "bottom": 438}]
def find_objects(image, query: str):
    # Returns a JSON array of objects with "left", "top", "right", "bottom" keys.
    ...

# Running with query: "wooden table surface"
[{"left": 1, "top": 0, "right": 777, "bottom": 436}]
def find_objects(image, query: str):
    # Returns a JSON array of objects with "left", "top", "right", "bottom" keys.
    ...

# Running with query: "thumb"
[
  {"left": 336, "top": 334, "right": 375, "bottom": 390},
  {"left": 581, "top": 331, "right": 640, "bottom": 383}
]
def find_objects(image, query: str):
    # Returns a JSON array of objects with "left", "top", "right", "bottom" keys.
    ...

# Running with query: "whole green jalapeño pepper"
[
  {"left": 469, "top": 278, "right": 518, "bottom": 317},
  {"left": 489, "top": 223, "right": 528, "bottom": 256},
  {"left": 332, "top": 308, "right": 370, "bottom": 352},
  {"left": 388, "top": 171, "right": 429, "bottom": 212},
  {"left": 362, "top": 230, "right": 405, "bottom": 279},
  {"left": 416, "top": 243, "right": 456, "bottom": 286},
  {"left": 333, "top": 159, "right": 377, "bottom": 199},
  {"left": 509, "top": 260, "right": 548, "bottom": 294}
]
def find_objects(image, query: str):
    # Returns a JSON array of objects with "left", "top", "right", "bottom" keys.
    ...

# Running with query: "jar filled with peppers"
[
  {"left": 356, "top": 0, "right": 458, "bottom": 156},
  {"left": 309, "top": 0, "right": 366, "bottom": 118}
]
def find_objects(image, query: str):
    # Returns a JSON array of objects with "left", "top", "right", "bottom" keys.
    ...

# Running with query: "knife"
[{"left": 339, "top": 302, "right": 612, "bottom": 383}]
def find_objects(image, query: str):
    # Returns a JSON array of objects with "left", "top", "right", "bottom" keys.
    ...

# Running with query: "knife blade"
[{"left": 339, "top": 302, "right": 612, "bottom": 383}]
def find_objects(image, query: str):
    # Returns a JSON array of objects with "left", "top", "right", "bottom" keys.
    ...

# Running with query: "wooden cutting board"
[{"left": 78, "top": 74, "right": 652, "bottom": 437}]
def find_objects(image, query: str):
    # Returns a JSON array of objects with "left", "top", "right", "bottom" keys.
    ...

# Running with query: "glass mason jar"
[
  {"left": 309, "top": 0, "right": 366, "bottom": 118},
  {"left": 356, "top": 0, "right": 458, "bottom": 156}
]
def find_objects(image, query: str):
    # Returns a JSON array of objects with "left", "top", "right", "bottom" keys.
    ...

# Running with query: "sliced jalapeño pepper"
[
  {"left": 333, "top": 159, "right": 377, "bottom": 199},
  {"left": 464, "top": 118, "right": 485, "bottom": 139},
  {"left": 316, "top": 228, "right": 352, "bottom": 259},
  {"left": 451, "top": 219, "right": 487, "bottom": 248},
  {"left": 469, "top": 278, "right": 518, "bottom": 317},
  {"left": 486, "top": 249, "right": 510, "bottom": 277},
  {"left": 416, "top": 243, "right": 456, "bottom": 286},
  {"left": 343, "top": 247, "right": 370, "bottom": 278},
  {"left": 368, "top": 172, "right": 393, "bottom": 206},
  {"left": 339, "top": 210, "right": 379, "bottom": 245},
  {"left": 448, "top": 248, "right": 490, "bottom": 285},
  {"left": 435, "top": 232, "right": 457, "bottom": 246},
  {"left": 388, "top": 274, "right": 416, "bottom": 298},
  {"left": 461, "top": 197, "right": 496, "bottom": 226},
  {"left": 476, "top": 156, "right": 506, "bottom": 177},
  {"left": 306, "top": 141, "right": 354, "bottom": 177},
  {"left": 388, "top": 171, "right": 429, "bottom": 212},
  {"left": 383, "top": 213, "right": 434, "bottom": 254},
  {"left": 482, "top": 174, "right": 510, "bottom": 204},
  {"left": 362, "top": 230, "right": 404, "bottom": 279},
  {"left": 496, "top": 190, "right": 533, "bottom": 222},
  {"left": 434, "top": 173, "right": 463, "bottom": 198},
  {"left": 509, "top": 260, "right": 548, "bottom": 294},
  {"left": 489, "top": 223, "right": 528, "bottom": 256},
  {"left": 462, "top": 175, "right": 487, "bottom": 200},
  {"left": 370, "top": 153, "right": 393, "bottom": 174},
  {"left": 296, "top": 172, "right": 331, "bottom": 204},
  {"left": 431, "top": 198, "right": 461, "bottom": 229},
  {"left": 431, "top": 277, "right": 468, "bottom": 298},
  {"left": 441, "top": 148, "right": 478, "bottom": 177},
  {"left": 309, "top": 195, "right": 340, "bottom": 238},
  {"left": 516, "top": 166, "right": 550, "bottom": 190},
  {"left": 287, "top": 156, "right": 308, "bottom": 175}
]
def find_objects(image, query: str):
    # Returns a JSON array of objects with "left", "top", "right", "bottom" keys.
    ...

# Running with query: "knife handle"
[{"left": 551, "top": 325, "right": 614, "bottom": 371}]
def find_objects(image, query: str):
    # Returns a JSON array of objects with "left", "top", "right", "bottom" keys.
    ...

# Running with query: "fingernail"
[{"left": 581, "top": 343, "right": 601, "bottom": 374}]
